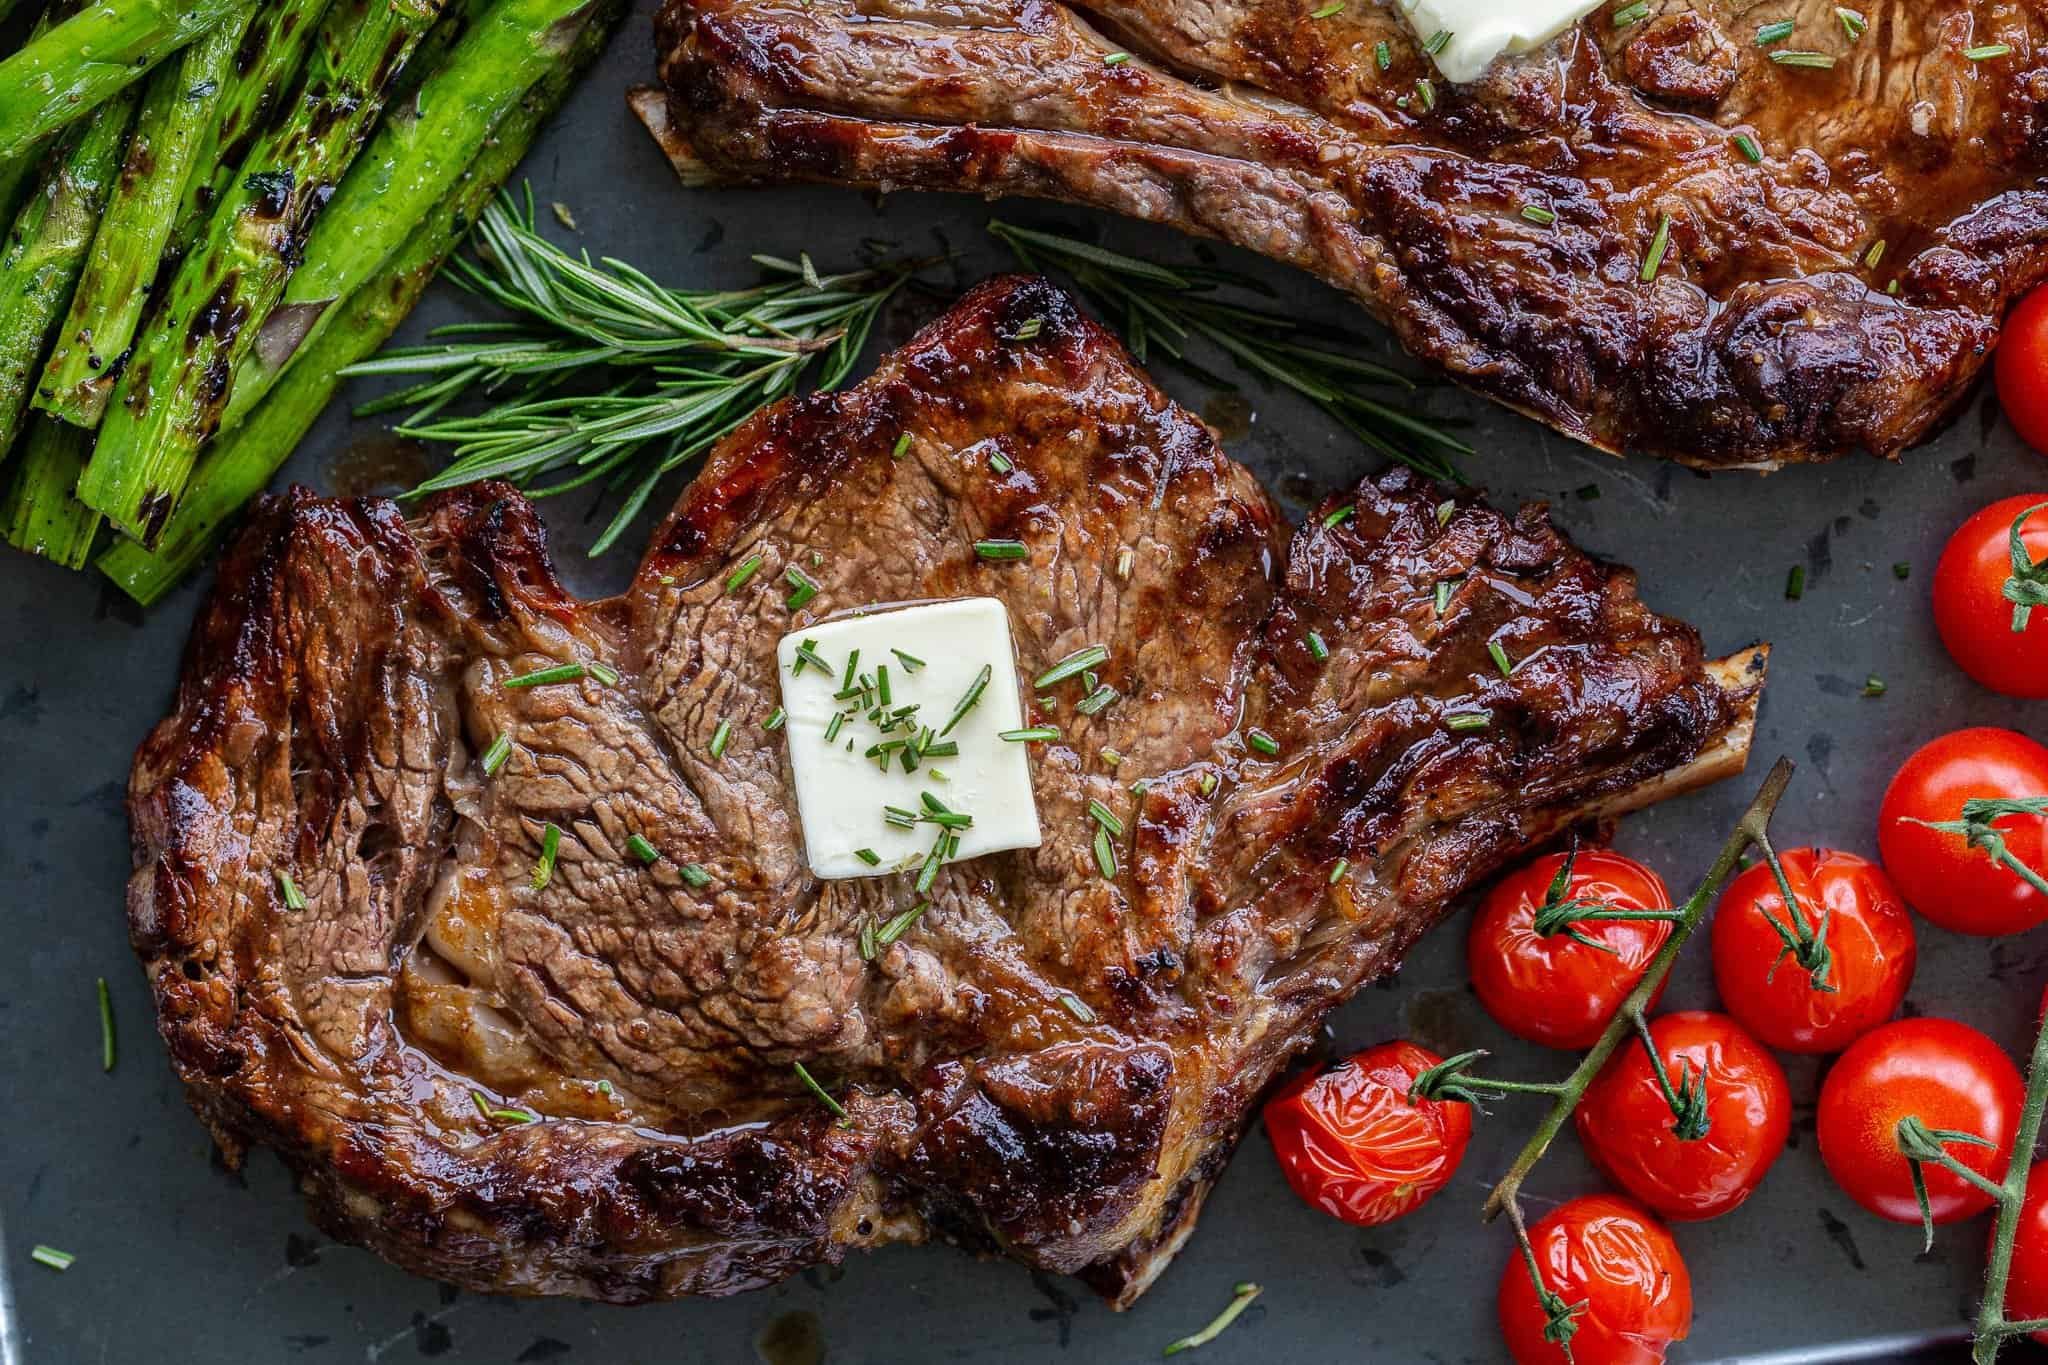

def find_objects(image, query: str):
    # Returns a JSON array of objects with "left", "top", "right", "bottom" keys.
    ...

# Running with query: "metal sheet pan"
[{"left": 4, "top": 8, "right": 2048, "bottom": 1360}]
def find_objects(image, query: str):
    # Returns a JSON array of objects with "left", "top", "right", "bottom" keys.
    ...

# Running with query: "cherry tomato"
[
  {"left": 1711, "top": 848, "right": 1916, "bottom": 1053},
  {"left": 2000, "top": 1164, "right": 2048, "bottom": 1347},
  {"left": 1575, "top": 1011, "right": 1790, "bottom": 1221},
  {"left": 1933, "top": 496, "right": 2048, "bottom": 697},
  {"left": 1262, "top": 1041, "right": 1472, "bottom": 1226},
  {"left": 1816, "top": 1018, "right": 2023, "bottom": 1226},
  {"left": 1878, "top": 729, "right": 2048, "bottom": 936},
  {"left": 1996, "top": 287, "right": 2048, "bottom": 457},
  {"left": 1470, "top": 849, "right": 1674, "bottom": 1050},
  {"left": 1498, "top": 1194, "right": 1692, "bottom": 1365}
]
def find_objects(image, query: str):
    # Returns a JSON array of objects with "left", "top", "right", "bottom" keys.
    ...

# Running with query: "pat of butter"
[
  {"left": 1401, "top": 0, "right": 1602, "bottom": 83},
  {"left": 776, "top": 598, "right": 1042, "bottom": 880}
]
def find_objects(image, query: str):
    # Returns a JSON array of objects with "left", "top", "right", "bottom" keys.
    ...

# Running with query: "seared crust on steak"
[
  {"left": 127, "top": 276, "right": 1763, "bottom": 1305},
  {"left": 636, "top": 0, "right": 2048, "bottom": 468}
]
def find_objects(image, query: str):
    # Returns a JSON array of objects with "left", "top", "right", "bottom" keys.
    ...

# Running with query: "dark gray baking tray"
[{"left": 6, "top": 7, "right": 2048, "bottom": 1361}]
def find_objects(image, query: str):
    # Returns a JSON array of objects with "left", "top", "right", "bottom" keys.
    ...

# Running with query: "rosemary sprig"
[
  {"left": 989, "top": 221, "right": 1470, "bottom": 481},
  {"left": 344, "top": 188, "right": 915, "bottom": 555}
]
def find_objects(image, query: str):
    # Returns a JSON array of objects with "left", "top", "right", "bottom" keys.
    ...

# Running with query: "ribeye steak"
[
  {"left": 128, "top": 276, "right": 1763, "bottom": 1305},
  {"left": 634, "top": 0, "right": 2048, "bottom": 469}
]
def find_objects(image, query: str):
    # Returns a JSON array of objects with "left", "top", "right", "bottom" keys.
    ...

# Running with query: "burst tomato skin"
[
  {"left": 1997, "top": 288, "right": 2048, "bottom": 457},
  {"left": 1574, "top": 1012, "right": 1791, "bottom": 1221},
  {"left": 1470, "top": 850, "right": 1674, "bottom": 1050},
  {"left": 1711, "top": 848, "right": 1916, "bottom": 1053},
  {"left": 2001, "top": 1165, "right": 2048, "bottom": 1347},
  {"left": 1878, "top": 729, "right": 2048, "bottom": 936},
  {"left": 1933, "top": 496, "right": 2048, "bottom": 697},
  {"left": 1498, "top": 1195, "right": 1693, "bottom": 1365},
  {"left": 1262, "top": 1041, "right": 1472, "bottom": 1227},
  {"left": 1816, "top": 1018, "right": 2023, "bottom": 1225}
]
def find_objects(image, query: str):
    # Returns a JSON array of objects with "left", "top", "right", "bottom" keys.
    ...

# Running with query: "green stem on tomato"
[
  {"left": 1971, "top": 987, "right": 2048, "bottom": 1362},
  {"left": 1629, "top": 1010, "right": 1709, "bottom": 1140},
  {"left": 1408, "top": 1050, "right": 1573, "bottom": 1105}
]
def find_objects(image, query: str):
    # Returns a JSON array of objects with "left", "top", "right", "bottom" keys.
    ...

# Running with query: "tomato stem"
[
  {"left": 1971, "top": 969, "right": 2048, "bottom": 1362},
  {"left": 1530, "top": 837, "right": 1683, "bottom": 951},
  {"left": 1903, "top": 799, "right": 2048, "bottom": 900},
  {"left": 1630, "top": 1011, "right": 1711, "bottom": 1141},
  {"left": 2000, "top": 500, "right": 2048, "bottom": 633},
  {"left": 1750, "top": 828, "right": 1836, "bottom": 993},
  {"left": 1409, "top": 1049, "right": 1572, "bottom": 1104}
]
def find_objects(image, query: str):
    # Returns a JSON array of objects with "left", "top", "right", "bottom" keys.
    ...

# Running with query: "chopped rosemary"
[
  {"left": 1966, "top": 43, "right": 2013, "bottom": 59},
  {"left": 1893, "top": 561, "right": 1911, "bottom": 580},
  {"left": 1199, "top": 772, "right": 1219, "bottom": 797},
  {"left": 1247, "top": 728, "right": 1280, "bottom": 756},
  {"left": 626, "top": 833, "right": 660, "bottom": 865},
  {"left": 680, "top": 862, "right": 712, "bottom": 889},
  {"left": 876, "top": 900, "right": 932, "bottom": 948},
  {"left": 1733, "top": 132, "right": 1763, "bottom": 163},
  {"left": 792, "top": 639, "right": 831, "bottom": 675},
  {"left": 1374, "top": 39, "right": 1391, "bottom": 69},
  {"left": 1076, "top": 685, "right": 1120, "bottom": 716},
  {"left": 1100, "top": 747, "right": 1123, "bottom": 768},
  {"left": 1612, "top": 0, "right": 1650, "bottom": 24},
  {"left": 940, "top": 664, "right": 993, "bottom": 736},
  {"left": 1088, "top": 800, "right": 1126, "bottom": 837},
  {"left": 1103, "top": 50, "right": 1130, "bottom": 65},
  {"left": 1435, "top": 499, "right": 1455, "bottom": 526},
  {"left": 1330, "top": 858, "right": 1349, "bottom": 885},
  {"left": 725, "top": 553, "right": 764, "bottom": 594},
  {"left": 1520, "top": 203, "right": 1557, "bottom": 226},
  {"left": 1488, "top": 639, "right": 1514, "bottom": 677},
  {"left": 989, "top": 450, "right": 1014, "bottom": 474},
  {"left": 1422, "top": 28, "right": 1451, "bottom": 54},
  {"left": 891, "top": 432, "right": 913, "bottom": 458},
  {"left": 1322, "top": 504, "right": 1355, "bottom": 529},
  {"left": 471, "top": 1090, "right": 539, "bottom": 1125},
  {"left": 1786, "top": 565, "right": 1807, "bottom": 600},
  {"left": 765, "top": 706, "right": 787, "bottom": 731},
  {"left": 824, "top": 711, "right": 846, "bottom": 743},
  {"left": 1093, "top": 826, "right": 1119, "bottom": 879},
  {"left": 1863, "top": 675, "right": 1887, "bottom": 697},
  {"left": 1309, "top": 0, "right": 1343, "bottom": 16},
  {"left": 1864, "top": 239, "right": 1887, "bottom": 268},
  {"left": 1059, "top": 992, "right": 1097, "bottom": 1023},
  {"left": 708, "top": 718, "right": 733, "bottom": 760},
  {"left": 504, "top": 662, "right": 584, "bottom": 689},
  {"left": 1434, "top": 580, "right": 1453, "bottom": 614},
  {"left": 877, "top": 665, "right": 893, "bottom": 706},
  {"left": 1307, "top": 630, "right": 1330, "bottom": 661},
  {"left": 31, "top": 1246, "right": 75, "bottom": 1272},
  {"left": 588, "top": 661, "right": 620, "bottom": 688},
  {"left": 892, "top": 648, "right": 925, "bottom": 672},
  {"left": 532, "top": 823, "right": 561, "bottom": 890},
  {"left": 97, "top": 976, "right": 115, "bottom": 1073},
  {"left": 1013, "top": 316, "right": 1045, "bottom": 341},
  {"left": 974, "top": 539, "right": 1030, "bottom": 561},
  {"left": 277, "top": 869, "right": 307, "bottom": 911},
  {"left": 784, "top": 566, "right": 821, "bottom": 611},
  {"left": 1770, "top": 49, "right": 1837, "bottom": 67},
  {"left": 1836, "top": 6, "right": 1866, "bottom": 39},
  {"left": 1036, "top": 645, "right": 1108, "bottom": 688},
  {"left": 1755, "top": 20, "right": 1796, "bottom": 43},
  {"left": 793, "top": 1060, "right": 851, "bottom": 1124},
  {"left": 1001, "top": 726, "right": 1060, "bottom": 742},
  {"left": 1640, "top": 213, "right": 1674, "bottom": 282},
  {"left": 916, "top": 838, "right": 944, "bottom": 895},
  {"left": 855, "top": 847, "right": 881, "bottom": 866},
  {"left": 1414, "top": 76, "right": 1436, "bottom": 111},
  {"left": 481, "top": 732, "right": 513, "bottom": 775},
  {"left": 884, "top": 804, "right": 919, "bottom": 829},
  {"left": 1445, "top": 709, "right": 1492, "bottom": 732}
]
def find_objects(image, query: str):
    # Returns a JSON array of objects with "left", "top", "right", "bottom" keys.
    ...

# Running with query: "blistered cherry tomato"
[
  {"left": 1933, "top": 496, "right": 2048, "bottom": 698},
  {"left": 2002, "top": 1164, "right": 2048, "bottom": 1347},
  {"left": 1263, "top": 1041, "right": 1472, "bottom": 1227},
  {"left": 1817, "top": 1018, "right": 2023, "bottom": 1226},
  {"left": 1711, "top": 848, "right": 1915, "bottom": 1053},
  {"left": 1470, "top": 849, "right": 1674, "bottom": 1050},
  {"left": 1996, "top": 287, "right": 2048, "bottom": 456},
  {"left": 1575, "top": 1011, "right": 1790, "bottom": 1221},
  {"left": 1498, "top": 1194, "right": 1692, "bottom": 1365},
  {"left": 1878, "top": 729, "right": 2048, "bottom": 936}
]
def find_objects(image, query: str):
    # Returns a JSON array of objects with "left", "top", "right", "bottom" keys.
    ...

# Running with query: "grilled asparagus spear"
[
  {"left": 99, "top": 0, "right": 623, "bottom": 603},
  {"left": 0, "top": 0, "right": 246, "bottom": 165},
  {"left": 222, "top": 0, "right": 599, "bottom": 432},
  {"left": 78, "top": 0, "right": 445, "bottom": 544},
  {"left": 0, "top": 416, "right": 97, "bottom": 565},
  {"left": 0, "top": 87, "right": 138, "bottom": 462},
  {"left": 35, "top": 5, "right": 256, "bottom": 429}
]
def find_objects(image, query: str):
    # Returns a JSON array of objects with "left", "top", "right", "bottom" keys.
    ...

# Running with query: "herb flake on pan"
[
  {"left": 97, "top": 977, "right": 115, "bottom": 1073},
  {"left": 1165, "top": 1282, "right": 1262, "bottom": 1356}
]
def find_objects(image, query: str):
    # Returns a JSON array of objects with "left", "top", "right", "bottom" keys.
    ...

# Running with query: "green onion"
[
  {"left": 504, "top": 662, "right": 585, "bottom": 689},
  {"left": 626, "top": 833, "right": 660, "bottom": 865},
  {"left": 793, "top": 1060, "right": 850, "bottom": 1124},
  {"left": 1770, "top": 49, "right": 1837, "bottom": 66},
  {"left": 532, "top": 824, "right": 561, "bottom": 890},
  {"left": 974, "top": 539, "right": 1030, "bottom": 561},
  {"left": 1077, "top": 685, "right": 1119, "bottom": 716},
  {"left": 939, "top": 664, "right": 993, "bottom": 736},
  {"left": 680, "top": 862, "right": 712, "bottom": 889},
  {"left": 1322, "top": 504, "right": 1355, "bottom": 529},
  {"left": 1103, "top": 50, "right": 1130, "bottom": 65},
  {"left": 1087, "top": 800, "right": 1126, "bottom": 837},
  {"left": 1640, "top": 213, "right": 1674, "bottom": 281},
  {"left": 892, "top": 648, "right": 925, "bottom": 672},
  {"left": 1488, "top": 639, "right": 1513, "bottom": 677},
  {"left": 1733, "top": 133, "right": 1763, "bottom": 163},
  {"left": 1863, "top": 675, "right": 1887, "bottom": 697},
  {"left": 1612, "top": 0, "right": 1650, "bottom": 24},
  {"left": 1307, "top": 630, "right": 1330, "bottom": 662},
  {"left": 1520, "top": 204, "right": 1556, "bottom": 226},
  {"left": 1001, "top": 726, "right": 1059, "bottom": 742},
  {"left": 1093, "top": 826, "right": 1119, "bottom": 879},
  {"left": 876, "top": 900, "right": 932, "bottom": 948},
  {"left": 1445, "top": 709, "right": 1492, "bottom": 732},
  {"left": 481, "top": 733, "right": 513, "bottom": 775},
  {"left": 31, "top": 1246, "right": 75, "bottom": 1272},
  {"left": 725, "top": 554, "right": 764, "bottom": 594},
  {"left": 1836, "top": 6, "right": 1866, "bottom": 39},
  {"left": 989, "top": 451, "right": 1014, "bottom": 474},
  {"left": 1755, "top": 20, "right": 1795, "bottom": 42},
  {"left": 785, "top": 566, "right": 821, "bottom": 611},
  {"left": 277, "top": 870, "right": 307, "bottom": 911},
  {"left": 1965, "top": 43, "right": 2013, "bottom": 59},
  {"left": 764, "top": 706, "right": 787, "bottom": 731},
  {"left": 1247, "top": 728, "right": 1280, "bottom": 756},
  {"left": 1036, "top": 645, "right": 1108, "bottom": 688},
  {"left": 855, "top": 848, "right": 881, "bottom": 866},
  {"left": 708, "top": 719, "right": 732, "bottom": 760},
  {"left": 1786, "top": 565, "right": 1806, "bottom": 600},
  {"left": 1329, "top": 858, "right": 1349, "bottom": 885},
  {"left": 892, "top": 432, "right": 914, "bottom": 458},
  {"left": 97, "top": 977, "right": 115, "bottom": 1073}
]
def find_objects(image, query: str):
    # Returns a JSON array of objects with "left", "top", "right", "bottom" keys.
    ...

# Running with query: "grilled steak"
[
  {"left": 634, "top": 0, "right": 2048, "bottom": 469},
  {"left": 127, "top": 276, "right": 1764, "bottom": 1305}
]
